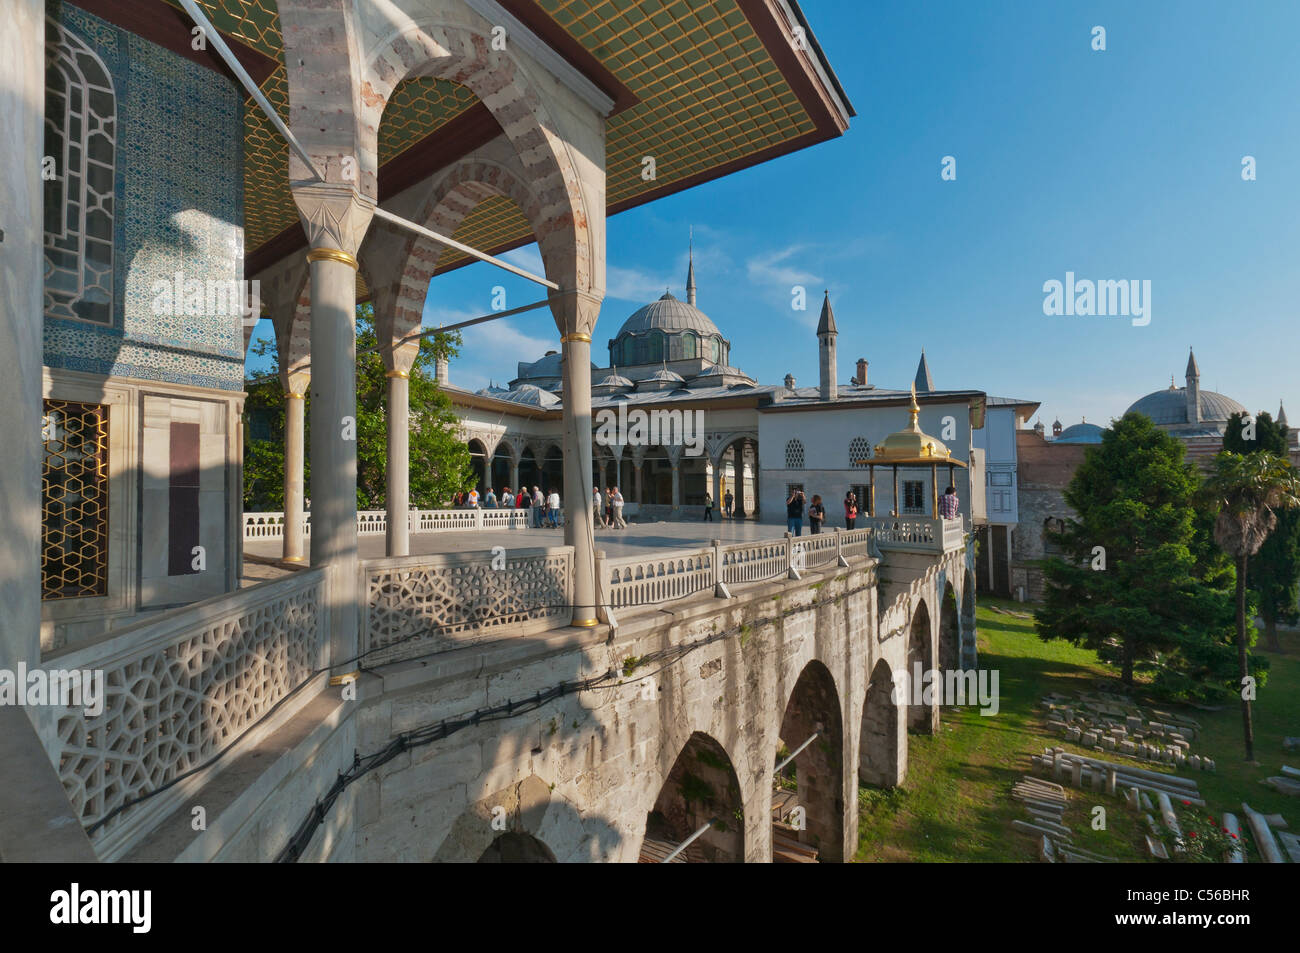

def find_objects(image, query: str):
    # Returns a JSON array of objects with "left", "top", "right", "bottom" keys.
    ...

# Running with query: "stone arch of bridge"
[
  {"left": 773, "top": 659, "right": 845, "bottom": 863},
  {"left": 638, "top": 731, "right": 745, "bottom": 863}
]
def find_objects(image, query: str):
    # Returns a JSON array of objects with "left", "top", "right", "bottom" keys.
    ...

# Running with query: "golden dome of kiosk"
[{"left": 864, "top": 384, "right": 964, "bottom": 467}]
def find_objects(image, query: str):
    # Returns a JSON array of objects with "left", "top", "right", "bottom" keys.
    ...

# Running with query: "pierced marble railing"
[
  {"left": 720, "top": 538, "right": 789, "bottom": 585},
  {"left": 605, "top": 548, "right": 716, "bottom": 609},
  {"left": 36, "top": 569, "right": 328, "bottom": 860},
  {"left": 863, "top": 516, "right": 965, "bottom": 553},
  {"left": 243, "top": 508, "right": 533, "bottom": 541},
  {"left": 359, "top": 546, "right": 573, "bottom": 664}
]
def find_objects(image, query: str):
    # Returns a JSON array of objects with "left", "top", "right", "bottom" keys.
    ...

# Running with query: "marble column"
[
  {"left": 282, "top": 372, "right": 309, "bottom": 563},
  {"left": 748, "top": 439, "right": 761, "bottom": 519},
  {"left": 712, "top": 457, "right": 723, "bottom": 519},
  {"left": 510, "top": 456, "right": 520, "bottom": 501},
  {"left": 385, "top": 370, "right": 410, "bottom": 556},
  {"left": 0, "top": 0, "right": 44, "bottom": 670},
  {"left": 668, "top": 446, "right": 683, "bottom": 514},
  {"left": 553, "top": 292, "right": 602, "bottom": 627},
  {"left": 732, "top": 446, "right": 746, "bottom": 519},
  {"left": 293, "top": 184, "right": 373, "bottom": 677},
  {"left": 632, "top": 448, "right": 645, "bottom": 504}
]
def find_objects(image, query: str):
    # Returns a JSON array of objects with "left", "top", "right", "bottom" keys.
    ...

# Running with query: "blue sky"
[{"left": 250, "top": 1, "right": 1300, "bottom": 428}]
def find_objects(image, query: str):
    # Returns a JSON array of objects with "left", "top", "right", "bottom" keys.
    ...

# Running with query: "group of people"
[
  {"left": 783, "top": 486, "right": 960, "bottom": 535},
  {"left": 701, "top": 489, "right": 737, "bottom": 521},
  {"left": 593, "top": 486, "right": 627, "bottom": 529},
  {"left": 452, "top": 486, "right": 563, "bottom": 527}
]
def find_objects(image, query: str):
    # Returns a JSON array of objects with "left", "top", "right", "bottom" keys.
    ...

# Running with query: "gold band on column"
[
  {"left": 561, "top": 332, "right": 591, "bottom": 343},
  {"left": 307, "top": 247, "right": 359, "bottom": 269},
  {"left": 385, "top": 369, "right": 409, "bottom": 379},
  {"left": 287, "top": 392, "right": 305, "bottom": 400},
  {"left": 282, "top": 555, "right": 305, "bottom": 563},
  {"left": 572, "top": 617, "right": 600, "bottom": 627}
]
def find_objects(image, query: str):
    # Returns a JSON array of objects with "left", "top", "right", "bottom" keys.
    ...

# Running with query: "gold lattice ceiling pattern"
[{"left": 168, "top": 0, "right": 818, "bottom": 270}]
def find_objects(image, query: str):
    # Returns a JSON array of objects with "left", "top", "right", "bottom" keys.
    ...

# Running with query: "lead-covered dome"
[
  {"left": 608, "top": 292, "right": 730, "bottom": 367},
  {"left": 1126, "top": 386, "right": 1247, "bottom": 427}
]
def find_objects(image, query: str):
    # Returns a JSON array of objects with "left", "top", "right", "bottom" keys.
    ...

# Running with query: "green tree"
[
  {"left": 1034, "top": 413, "right": 1237, "bottom": 695},
  {"left": 1223, "top": 411, "right": 1300, "bottom": 651},
  {"left": 242, "top": 303, "right": 472, "bottom": 511},
  {"left": 1202, "top": 450, "right": 1300, "bottom": 761}
]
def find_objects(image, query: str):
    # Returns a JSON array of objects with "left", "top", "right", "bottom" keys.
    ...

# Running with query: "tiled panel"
[{"left": 43, "top": 3, "right": 245, "bottom": 392}]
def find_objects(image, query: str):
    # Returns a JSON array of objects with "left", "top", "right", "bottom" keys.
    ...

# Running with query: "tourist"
[
  {"left": 467, "top": 487, "right": 480, "bottom": 508},
  {"left": 809, "top": 494, "right": 825, "bottom": 534},
  {"left": 940, "top": 485, "right": 960, "bottom": 519},
  {"left": 724, "top": 489, "right": 734, "bottom": 518},
  {"left": 844, "top": 491, "right": 858, "bottom": 530},
  {"left": 786, "top": 487, "right": 805, "bottom": 536},
  {"left": 484, "top": 487, "right": 497, "bottom": 509},
  {"left": 500, "top": 487, "right": 511, "bottom": 510},
  {"left": 593, "top": 485, "right": 605, "bottom": 529},
  {"left": 703, "top": 493, "right": 713, "bottom": 522},
  {"left": 611, "top": 486, "right": 626, "bottom": 529},
  {"left": 532, "top": 486, "right": 545, "bottom": 527},
  {"left": 547, "top": 489, "right": 561, "bottom": 528},
  {"left": 516, "top": 488, "right": 528, "bottom": 511},
  {"left": 605, "top": 487, "right": 615, "bottom": 527}
]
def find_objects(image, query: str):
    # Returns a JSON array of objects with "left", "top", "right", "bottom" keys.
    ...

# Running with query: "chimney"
[
  {"left": 784, "top": 373, "right": 796, "bottom": 390},
  {"left": 855, "top": 358, "right": 868, "bottom": 386}
]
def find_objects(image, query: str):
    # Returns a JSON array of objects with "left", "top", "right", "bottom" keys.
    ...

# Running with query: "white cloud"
[
  {"left": 451, "top": 317, "right": 557, "bottom": 392},
  {"left": 745, "top": 244, "right": 825, "bottom": 326}
]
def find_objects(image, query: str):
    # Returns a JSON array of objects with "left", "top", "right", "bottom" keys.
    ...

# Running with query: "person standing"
[
  {"left": 704, "top": 493, "right": 713, "bottom": 522},
  {"left": 724, "top": 489, "right": 734, "bottom": 519},
  {"left": 593, "top": 485, "right": 605, "bottom": 529},
  {"left": 547, "top": 489, "right": 561, "bottom": 528},
  {"left": 484, "top": 487, "right": 497, "bottom": 509},
  {"left": 611, "top": 486, "right": 626, "bottom": 529},
  {"left": 844, "top": 491, "right": 858, "bottom": 530},
  {"left": 501, "top": 487, "right": 511, "bottom": 510},
  {"left": 940, "top": 485, "right": 960, "bottom": 520},
  {"left": 786, "top": 487, "right": 805, "bottom": 536},
  {"left": 516, "top": 487, "right": 528, "bottom": 510},
  {"left": 532, "top": 486, "right": 545, "bottom": 527},
  {"left": 468, "top": 487, "right": 480, "bottom": 508},
  {"left": 605, "top": 487, "right": 615, "bottom": 527},
  {"left": 809, "top": 494, "right": 825, "bottom": 534}
]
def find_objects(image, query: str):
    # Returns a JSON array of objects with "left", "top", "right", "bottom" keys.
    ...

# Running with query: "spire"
[
  {"left": 1186, "top": 347, "right": 1200, "bottom": 381},
  {"left": 816, "top": 289, "right": 837, "bottom": 336},
  {"left": 686, "top": 227, "right": 697, "bottom": 306},
  {"left": 1279, "top": 400, "right": 1289, "bottom": 427},
  {"left": 914, "top": 349, "right": 934, "bottom": 393}
]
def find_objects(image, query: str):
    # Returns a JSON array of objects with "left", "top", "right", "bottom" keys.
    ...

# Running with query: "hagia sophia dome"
[{"left": 1124, "top": 348, "right": 1247, "bottom": 434}]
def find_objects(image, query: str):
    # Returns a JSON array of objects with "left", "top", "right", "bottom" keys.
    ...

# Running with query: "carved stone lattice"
[
  {"left": 363, "top": 551, "right": 573, "bottom": 663},
  {"left": 54, "top": 577, "right": 325, "bottom": 836}
]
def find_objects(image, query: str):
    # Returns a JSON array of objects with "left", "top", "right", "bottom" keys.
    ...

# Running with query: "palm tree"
[{"left": 1202, "top": 451, "right": 1300, "bottom": 761}]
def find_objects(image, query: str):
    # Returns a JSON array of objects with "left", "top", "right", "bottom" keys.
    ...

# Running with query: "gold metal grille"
[{"left": 42, "top": 400, "right": 109, "bottom": 600}]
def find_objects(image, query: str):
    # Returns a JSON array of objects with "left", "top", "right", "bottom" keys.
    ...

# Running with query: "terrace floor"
[{"left": 243, "top": 515, "right": 809, "bottom": 570}]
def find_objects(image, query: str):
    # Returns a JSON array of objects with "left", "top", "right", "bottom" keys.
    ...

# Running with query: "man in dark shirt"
[{"left": 786, "top": 488, "right": 805, "bottom": 536}]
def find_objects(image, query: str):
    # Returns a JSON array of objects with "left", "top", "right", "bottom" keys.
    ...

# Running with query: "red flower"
[
  {"left": 1189, "top": 831, "right": 1197, "bottom": 838},
  {"left": 1182, "top": 799, "right": 1191, "bottom": 806},
  {"left": 1231, "top": 833, "right": 1238, "bottom": 839}
]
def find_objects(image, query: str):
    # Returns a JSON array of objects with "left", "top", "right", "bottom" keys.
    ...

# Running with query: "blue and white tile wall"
[{"left": 43, "top": 2, "right": 246, "bottom": 392}]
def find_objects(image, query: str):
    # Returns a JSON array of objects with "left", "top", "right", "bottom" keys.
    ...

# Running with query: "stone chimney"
[
  {"left": 784, "top": 373, "right": 795, "bottom": 390},
  {"left": 816, "top": 290, "right": 837, "bottom": 401},
  {"left": 855, "top": 357, "right": 868, "bottom": 386}
]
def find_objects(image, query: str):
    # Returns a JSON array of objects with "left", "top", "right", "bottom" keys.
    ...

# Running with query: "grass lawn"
[{"left": 853, "top": 597, "right": 1300, "bottom": 862}]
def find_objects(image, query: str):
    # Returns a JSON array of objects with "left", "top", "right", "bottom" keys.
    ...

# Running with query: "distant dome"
[
  {"left": 1126, "top": 387, "right": 1247, "bottom": 426},
  {"left": 617, "top": 292, "right": 721, "bottom": 337},
  {"left": 497, "top": 384, "right": 559, "bottom": 408},
  {"left": 1055, "top": 422, "right": 1104, "bottom": 444}
]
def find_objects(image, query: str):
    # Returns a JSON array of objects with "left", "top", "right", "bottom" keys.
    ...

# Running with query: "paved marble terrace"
[{"left": 242, "top": 516, "right": 831, "bottom": 573}]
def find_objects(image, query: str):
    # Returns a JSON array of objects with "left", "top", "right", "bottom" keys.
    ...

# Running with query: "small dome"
[
  {"left": 644, "top": 367, "right": 685, "bottom": 383},
  {"left": 1055, "top": 422, "right": 1104, "bottom": 444},
  {"left": 497, "top": 384, "right": 559, "bottom": 408},
  {"left": 870, "top": 386, "right": 961, "bottom": 465}
]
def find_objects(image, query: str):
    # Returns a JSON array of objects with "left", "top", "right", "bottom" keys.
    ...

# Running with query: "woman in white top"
[{"left": 547, "top": 490, "right": 561, "bottom": 527}]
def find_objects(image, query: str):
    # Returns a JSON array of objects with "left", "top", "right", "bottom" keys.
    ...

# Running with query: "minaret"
[
  {"left": 1185, "top": 347, "right": 1201, "bottom": 425},
  {"left": 686, "top": 229, "right": 697, "bottom": 307},
  {"left": 1277, "top": 400, "right": 1288, "bottom": 428},
  {"left": 817, "top": 290, "right": 838, "bottom": 401},
  {"left": 914, "top": 350, "right": 935, "bottom": 393}
]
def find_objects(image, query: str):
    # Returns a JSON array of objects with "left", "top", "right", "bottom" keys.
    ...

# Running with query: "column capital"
[
  {"left": 292, "top": 183, "right": 374, "bottom": 259},
  {"left": 549, "top": 289, "right": 603, "bottom": 338}
]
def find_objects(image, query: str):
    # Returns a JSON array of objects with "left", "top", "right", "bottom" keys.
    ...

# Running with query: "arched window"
[
  {"left": 645, "top": 331, "right": 663, "bottom": 364},
  {"left": 784, "top": 439, "right": 805, "bottom": 469},
  {"left": 709, "top": 338, "right": 721, "bottom": 363},
  {"left": 848, "top": 437, "right": 871, "bottom": 468},
  {"left": 680, "top": 331, "right": 697, "bottom": 360},
  {"left": 44, "top": 19, "right": 116, "bottom": 326}
]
